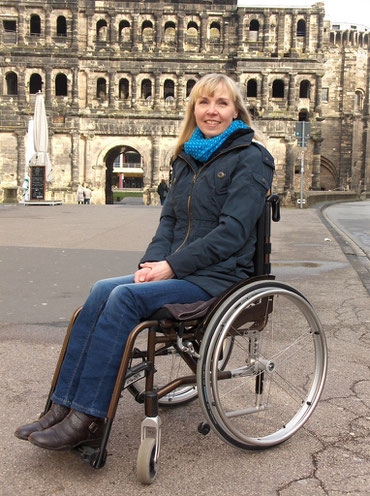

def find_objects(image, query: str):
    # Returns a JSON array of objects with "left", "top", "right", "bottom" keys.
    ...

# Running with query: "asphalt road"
[{"left": 0, "top": 203, "right": 369, "bottom": 496}]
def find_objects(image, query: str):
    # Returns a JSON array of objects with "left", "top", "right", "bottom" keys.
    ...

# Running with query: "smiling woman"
[{"left": 15, "top": 73, "right": 275, "bottom": 456}]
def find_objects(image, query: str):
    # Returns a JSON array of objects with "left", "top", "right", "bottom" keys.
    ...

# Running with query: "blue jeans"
[{"left": 52, "top": 275, "right": 210, "bottom": 417}]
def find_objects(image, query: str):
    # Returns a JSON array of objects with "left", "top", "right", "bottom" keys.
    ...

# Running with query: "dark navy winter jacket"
[{"left": 140, "top": 128, "right": 275, "bottom": 296}]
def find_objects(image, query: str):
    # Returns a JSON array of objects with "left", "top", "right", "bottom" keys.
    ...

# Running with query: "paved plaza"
[{"left": 0, "top": 203, "right": 369, "bottom": 495}]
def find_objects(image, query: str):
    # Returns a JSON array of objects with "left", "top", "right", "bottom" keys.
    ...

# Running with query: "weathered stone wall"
[{"left": 0, "top": 0, "right": 369, "bottom": 204}]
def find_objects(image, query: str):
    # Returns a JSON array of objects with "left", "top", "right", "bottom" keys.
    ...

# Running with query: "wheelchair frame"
[{"left": 42, "top": 194, "right": 328, "bottom": 484}]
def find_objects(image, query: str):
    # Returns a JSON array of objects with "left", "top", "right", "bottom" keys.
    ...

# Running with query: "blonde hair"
[{"left": 174, "top": 73, "right": 265, "bottom": 157}]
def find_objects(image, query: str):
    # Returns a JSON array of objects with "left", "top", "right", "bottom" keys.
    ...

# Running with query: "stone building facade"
[{"left": 0, "top": 0, "right": 369, "bottom": 204}]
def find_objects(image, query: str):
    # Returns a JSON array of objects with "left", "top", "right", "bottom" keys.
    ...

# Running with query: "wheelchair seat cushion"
[{"left": 150, "top": 298, "right": 217, "bottom": 321}]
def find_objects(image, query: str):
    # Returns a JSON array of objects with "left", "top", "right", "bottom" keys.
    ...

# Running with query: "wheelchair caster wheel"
[
  {"left": 198, "top": 422, "right": 210, "bottom": 435},
  {"left": 137, "top": 438, "right": 158, "bottom": 484},
  {"left": 89, "top": 449, "right": 107, "bottom": 469}
]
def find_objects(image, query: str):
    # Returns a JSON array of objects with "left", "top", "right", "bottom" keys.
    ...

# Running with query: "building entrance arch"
[{"left": 104, "top": 145, "right": 144, "bottom": 204}]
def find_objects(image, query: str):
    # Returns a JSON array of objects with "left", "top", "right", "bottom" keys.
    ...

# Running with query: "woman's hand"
[
  {"left": 135, "top": 261, "right": 174, "bottom": 283},
  {"left": 134, "top": 266, "right": 152, "bottom": 283}
]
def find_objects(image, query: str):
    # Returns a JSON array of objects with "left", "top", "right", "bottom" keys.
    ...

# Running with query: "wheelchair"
[{"left": 42, "top": 194, "right": 328, "bottom": 484}]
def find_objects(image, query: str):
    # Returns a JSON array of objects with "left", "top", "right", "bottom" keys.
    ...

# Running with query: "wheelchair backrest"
[{"left": 252, "top": 194, "right": 280, "bottom": 277}]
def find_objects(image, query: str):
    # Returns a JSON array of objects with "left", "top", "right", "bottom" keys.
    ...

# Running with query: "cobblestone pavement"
[{"left": 0, "top": 204, "right": 369, "bottom": 496}]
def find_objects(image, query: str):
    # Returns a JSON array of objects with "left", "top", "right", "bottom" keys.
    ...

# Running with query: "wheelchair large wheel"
[{"left": 197, "top": 281, "right": 327, "bottom": 450}]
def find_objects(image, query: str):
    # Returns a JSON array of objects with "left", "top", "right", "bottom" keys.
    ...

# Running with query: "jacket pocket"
[
  {"left": 214, "top": 168, "right": 231, "bottom": 195},
  {"left": 252, "top": 172, "right": 271, "bottom": 192}
]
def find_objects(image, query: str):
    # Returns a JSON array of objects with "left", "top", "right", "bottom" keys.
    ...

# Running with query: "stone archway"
[
  {"left": 104, "top": 145, "right": 144, "bottom": 204},
  {"left": 320, "top": 156, "right": 338, "bottom": 191}
]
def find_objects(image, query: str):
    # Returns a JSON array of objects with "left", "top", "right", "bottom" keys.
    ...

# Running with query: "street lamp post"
[{"left": 295, "top": 121, "right": 311, "bottom": 209}]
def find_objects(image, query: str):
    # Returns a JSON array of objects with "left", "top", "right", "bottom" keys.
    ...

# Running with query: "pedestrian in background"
[
  {"left": 157, "top": 179, "right": 169, "bottom": 205},
  {"left": 83, "top": 185, "right": 92, "bottom": 205},
  {"left": 76, "top": 185, "right": 84, "bottom": 205}
]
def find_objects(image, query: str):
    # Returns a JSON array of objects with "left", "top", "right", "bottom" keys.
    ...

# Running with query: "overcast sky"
[{"left": 237, "top": 1, "right": 370, "bottom": 27}]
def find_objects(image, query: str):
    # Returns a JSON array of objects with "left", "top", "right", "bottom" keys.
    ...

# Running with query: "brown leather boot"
[
  {"left": 15, "top": 403, "right": 70, "bottom": 440},
  {"left": 28, "top": 409, "right": 105, "bottom": 450}
]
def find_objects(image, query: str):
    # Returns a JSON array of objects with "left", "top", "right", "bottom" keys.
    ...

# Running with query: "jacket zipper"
[{"left": 175, "top": 142, "right": 251, "bottom": 253}]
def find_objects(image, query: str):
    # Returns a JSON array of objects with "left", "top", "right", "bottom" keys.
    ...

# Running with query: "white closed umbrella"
[
  {"left": 30, "top": 92, "right": 53, "bottom": 181},
  {"left": 22, "top": 118, "right": 34, "bottom": 202}
]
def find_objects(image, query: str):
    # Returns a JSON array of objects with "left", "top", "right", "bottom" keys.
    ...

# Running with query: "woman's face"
[{"left": 194, "top": 84, "right": 238, "bottom": 139}]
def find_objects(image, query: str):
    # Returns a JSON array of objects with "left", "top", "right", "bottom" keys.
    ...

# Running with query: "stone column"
[
  {"left": 288, "top": 73, "right": 297, "bottom": 110},
  {"left": 71, "top": 132, "right": 79, "bottom": 187},
  {"left": 16, "top": 131, "right": 26, "bottom": 186},
  {"left": 312, "top": 136, "right": 323, "bottom": 190},
  {"left": 108, "top": 71, "right": 116, "bottom": 107},
  {"left": 72, "top": 67, "right": 79, "bottom": 106},
  {"left": 317, "top": 11, "right": 324, "bottom": 50},
  {"left": 177, "top": 14, "right": 184, "bottom": 52},
  {"left": 45, "top": 7, "right": 52, "bottom": 44},
  {"left": 132, "top": 15, "right": 139, "bottom": 49},
  {"left": 200, "top": 12, "right": 208, "bottom": 53},
  {"left": 151, "top": 134, "right": 161, "bottom": 188},
  {"left": 18, "top": 7, "right": 25, "bottom": 45},
  {"left": 45, "top": 70, "right": 52, "bottom": 104},
  {"left": 154, "top": 72, "right": 161, "bottom": 109},
  {"left": 155, "top": 14, "right": 163, "bottom": 50},
  {"left": 263, "top": 13, "right": 270, "bottom": 53},
  {"left": 305, "top": 15, "right": 310, "bottom": 52},
  {"left": 177, "top": 73, "right": 185, "bottom": 109},
  {"left": 261, "top": 73, "right": 269, "bottom": 110},
  {"left": 277, "top": 13, "right": 285, "bottom": 56},
  {"left": 315, "top": 74, "right": 323, "bottom": 115},
  {"left": 131, "top": 73, "right": 137, "bottom": 108},
  {"left": 284, "top": 140, "right": 295, "bottom": 191},
  {"left": 109, "top": 12, "right": 117, "bottom": 45},
  {"left": 71, "top": 9, "right": 79, "bottom": 51},
  {"left": 18, "top": 70, "right": 27, "bottom": 107},
  {"left": 87, "top": 14, "right": 94, "bottom": 50},
  {"left": 237, "top": 11, "right": 244, "bottom": 52},
  {"left": 291, "top": 13, "right": 297, "bottom": 52}
]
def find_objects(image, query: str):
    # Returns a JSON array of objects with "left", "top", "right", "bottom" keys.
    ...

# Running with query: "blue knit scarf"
[{"left": 184, "top": 120, "right": 248, "bottom": 162}]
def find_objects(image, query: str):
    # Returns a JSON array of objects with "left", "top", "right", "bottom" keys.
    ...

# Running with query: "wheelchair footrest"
[{"left": 123, "top": 361, "right": 151, "bottom": 389}]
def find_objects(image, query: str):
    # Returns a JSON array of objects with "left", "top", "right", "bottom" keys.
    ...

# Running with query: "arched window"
[
  {"left": 187, "top": 21, "right": 199, "bottom": 38},
  {"left": 335, "top": 32, "right": 341, "bottom": 45},
  {"left": 299, "top": 80, "right": 310, "bottom": 98},
  {"left": 186, "top": 79, "right": 196, "bottom": 98},
  {"left": 96, "top": 19, "right": 108, "bottom": 41},
  {"left": 141, "top": 79, "right": 152, "bottom": 99},
  {"left": 55, "top": 73, "right": 68, "bottom": 96},
  {"left": 297, "top": 19, "right": 306, "bottom": 37},
  {"left": 119, "top": 78, "right": 129, "bottom": 99},
  {"left": 30, "top": 74, "right": 42, "bottom": 93},
  {"left": 298, "top": 109, "right": 309, "bottom": 121},
  {"left": 210, "top": 22, "right": 221, "bottom": 41},
  {"left": 250, "top": 19, "right": 259, "bottom": 32},
  {"left": 272, "top": 79, "right": 285, "bottom": 98},
  {"left": 56, "top": 16, "right": 67, "bottom": 36},
  {"left": 354, "top": 90, "right": 364, "bottom": 111},
  {"left": 30, "top": 14, "right": 41, "bottom": 35},
  {"left": 6, "top": 72, "right": 18, "bottom": 95},
  {"left": 142, "top": 20, "right": 154, "bottom": 41},
  {"left": 119, "top": 20, "right": 130, "bottom": 41},
  {"left": 247, "top": 79, "right": 257, "bottom": 98},
  {"left": 164, "top": 21, "right": 176, "bottom": 42},
  {"left": 97, "top": 78, "right": 107, "bottom": 98},
  {"left": 164, "top": 79, "right": 175, "bottom": 100}
]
